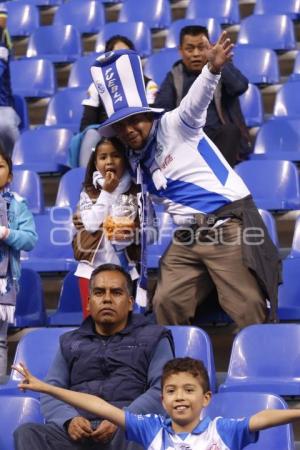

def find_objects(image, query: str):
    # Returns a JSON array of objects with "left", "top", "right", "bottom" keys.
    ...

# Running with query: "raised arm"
[
  {"left": 178, "top": 31, "right": 234, "bottom": 129},
  {"left": 13, "top": 363, "right": 126, "bottom": 428},
  {"left": 249, "top": 409, "right": 300, "bottom": 432}
]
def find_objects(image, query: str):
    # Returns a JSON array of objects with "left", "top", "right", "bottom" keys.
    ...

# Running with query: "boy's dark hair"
[
  {"left": 0, "top": 140, "right": 13, "bottom": 175},
  {"left": 179, "top": 25, "right": 209, "bottom": 46},
  {"left": 89, "top": 263, "right": 134, "bottom": 296},
  {"left": 162, "top": 357, "right": 210, "bottom": 393},
  {"left": 105, "top": 35, "right": 135, "bottom": 52},
  {"left": 83, "top": 137, "right": 126, "bottom": 196}
]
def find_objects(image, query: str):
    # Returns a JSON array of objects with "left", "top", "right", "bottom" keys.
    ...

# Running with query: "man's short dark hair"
[
  {"left": 161, "top": 357, "right": 210, "bottom": 393},
  {"left": 89, "top": 263, "right": 133, "bottom": 296},
  {"left": 179, "top": 25, "right": 209, "bottom": 46}
]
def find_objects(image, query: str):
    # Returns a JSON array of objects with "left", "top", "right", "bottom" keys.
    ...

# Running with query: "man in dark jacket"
[
  {"left": 14, "top": 264, "right": 174, "bottom": 450},
  {"left": 154, "top": 25, "right": 252, "bottom": 166}
]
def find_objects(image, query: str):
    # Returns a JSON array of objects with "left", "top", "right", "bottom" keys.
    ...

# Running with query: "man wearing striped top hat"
[{"left": 90, "top": 32, "right": 281, "bottom": 330}]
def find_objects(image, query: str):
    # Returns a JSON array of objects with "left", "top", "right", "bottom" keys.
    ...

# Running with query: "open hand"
[
  {"left": 103, "top": 171, "right": 120, "bottom": 193},
  {"left": 12, "top": 362, "right": 45, "bottom": 393},
  {"left": 207, "top": 31, "right": 234, "bottom": 74}
]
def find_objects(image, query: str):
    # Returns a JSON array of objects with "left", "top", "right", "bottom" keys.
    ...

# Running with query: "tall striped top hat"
[{"left": 90, "top": 49, "right": 164, "bottom": 137}]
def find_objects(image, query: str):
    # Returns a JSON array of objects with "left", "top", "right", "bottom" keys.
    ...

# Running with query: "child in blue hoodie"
[{"left": 0, "top": 143, "right": 37, "bottom": 380}]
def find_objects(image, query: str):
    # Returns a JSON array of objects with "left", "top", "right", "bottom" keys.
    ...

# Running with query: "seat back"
[
  {"left": 45, "top": 87, "right": 86, "bottom": 132},
  {"left": 48, "top": 271, "right": 82, "bottom": 325},
  {"left": 274, "top": 80, "right": 300, "bottom": 117},
  {"left": 95, "top": 22, "right": 152, "bottom": 57},
  {"left": 10, "top": 169, "right": 44, "bottom": 214},
  {"left": 290, "top": 216, "right": 300, "bottom": 256},
  {"left": 239, "top": 83, "right": 263, "bottom": 127},
  {"left": 186, "top": 0, "right": 240, "bottom": 25},
  {"left": 235, "top": 160, "right": 300, "bottom": 210},
  {"left": 221, "top": 324, "right": 300, "bottom": 395},
  {"left": 6, "top": 2, "right": 39, "bottom": 37},
  {"left": 278, "top": 257, "right": 300, "bottom": 319},
  {"left": 54, "top": 0, "right": 105, "bottom": 34},
  {"left": 254, "top": 118, "right": 300, "bottom": 160},
  {"left": 144, "top": 48, "right": 180, "bottom": 86},
  {"left": 27, "top": 25, "right": 82, "bottom": 62},
  {"left": 11, "top": 328, "right": 74, "bottom": 381},
  {"left": 233, "top": 45, "right": 279, "bottom": 84},
  {"left": 254, "top": 0, "right": 300, "bottom": 19},
  {"left": 13, "top": 128, "right": 73, "bottom": 172},
  {"left": 237, "top": 14, "right": 296, "bottom": 50},
  {"left": 68, "top": 53, "right": 99, "bottom": 88},
  {"left": 14, "top": 268, "right": 47, "bottom": 327},
  {"left": 167, "top": 326, "right": 216, "bottom": 392},
  {"left": 14, "top": 0, "right": 62, "bottom": 5},
  {"left": 166, "top": 18, "right": 222, "bottom": 47},
  {"left": 10, "top": 58, "right": 56, "bottom": 98},
  {"left": 203, "top": 392, "right": 294, "bottom": 450},
  {"left": 119, "top": 0, "right": 171, "bottom": 29},
  {"left": 55, "top": 167, "right": 85, "bottom": 210},
  {"left": 0, "top": 396, "right": 43, "bottom": 450}
]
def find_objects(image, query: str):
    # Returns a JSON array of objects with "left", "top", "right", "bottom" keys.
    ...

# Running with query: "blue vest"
[{"left": 60, "top": 314, "right": 173, "bottom": 419}]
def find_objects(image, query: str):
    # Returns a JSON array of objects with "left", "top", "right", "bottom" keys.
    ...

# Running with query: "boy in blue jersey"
[{"left": 13, "top": 357, "right": 300, "bottom": 450}]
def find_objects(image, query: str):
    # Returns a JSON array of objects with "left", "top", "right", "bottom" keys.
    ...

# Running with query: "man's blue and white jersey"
[
  {"left": 143, "top": 65, "right": 250, "bottom": 220},
  {"left": 125, "top": 412, "right": 258, "bottom": 450}
]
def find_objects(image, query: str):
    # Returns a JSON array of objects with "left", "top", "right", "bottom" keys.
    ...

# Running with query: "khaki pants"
[{"left": 153, "top": 220, "right": 267, "bottom": 329}]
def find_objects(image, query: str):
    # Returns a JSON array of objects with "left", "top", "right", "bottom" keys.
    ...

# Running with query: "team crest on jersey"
[
  {"left": 156, "top": 142, "right": 164, "bottom": 157},
  {"left": 97, "top": 82, "right": 105, "bottom": 94}
]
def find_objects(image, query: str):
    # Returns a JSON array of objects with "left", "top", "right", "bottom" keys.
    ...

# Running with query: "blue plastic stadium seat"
[
  {"left": 204, "top": 392, "right": 294, "bottom": 450},
  {"left": 10, "top": 169, "right": 44, "bottom": 214},
  {"left": 289, "top": 51, "right": 300, "bottom": 80},
  {"left": 119, "top": 0, "right": 171, "bottom": 30},
  {"left": 10, "top": 59, "right": 56, "bottom": 98},
  {"left": 239, "top": 83, "right": 263, "bottom": 127},
  {"left": 278, "top": 257, "right": 300, "bottom": 320},
  {"left": 68, "top": 53, "right": 99, "bottom": 88},
  {"left": 13, "top": 268, "right": 47, "bottom": 328},
  {"left": 6, "top": 2, "right": 39, "bottom": 37},
  {"left": 235, "top": 160, "right": 300, "bottom": 211},
  {"left": 95, "top": 22, "right": 152, "bottom": 58},
  {"left": 143, "top": 48, "right": 180, "bottom": 86},
  {"left": 165, "top": 18, "right": 222, "bottom": 47},
  {"left": 0, "top": 327, "right": 73, "bottom": 396},
  {"left": 147, "top": 211, "right": 175, "bottom": 269},
  {"left": 254, "top": 0, "right": 300, "bottom": 20},
  {"left": 21, "top": 208, "right": 76, "bottom": 272},
  {"left": 186, "top": 0, "right": 240, "bottom": 25},
  {"left": 258, "top": 209, "right": 279, "bottom": 247},
  {"left": 48, "top": 271, "right": 83, "bottom": 326},
  {"left": 233, "top": 45, "right": 279, "bottom": 84},
  {"left": 27, "top": 25, "right": 82, "bottom": 63},
  {"left": 13, "top": 128, "right": 72, "bottom": 173},
  {"left": 273, "top": 80, "right": 300, "bottom": 118},
  {"left": 54, "top": 0, "right": 105, "bottom": 34},
  {"left": 237, "top": 14, "right": 296, "bottom": 51},
  {"left": 219, "top": 324, "right": 300, "bottom": 396},
  {"left": 55, "top": 167, "right": 85, "bottom": 211},
  {"left": 15, "top": 0, "right": 62, "bottom": 5},
  {"left": 0, "top": 396, "right": 43, "bottom": 449},
  {"left": 167, "top": 326, "right": 216, "bottom": 392},
  {"left": 290, "top": 216, "right": 300, "bottom": 257},
  {"left": 44, "top": 87, "right": 86, "bottom": 132},
  {"left": 253, "top": 118, "right": 300, "bottom": 161},
  {"left": 13, "top": 95, "right": 29, "bottom": 132}
]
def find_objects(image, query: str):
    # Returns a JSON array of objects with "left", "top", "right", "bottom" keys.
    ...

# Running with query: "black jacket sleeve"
[
  {"left": 221, "top": 62, "right": 249, "bottom": 97},
  {"left": 153, "top": 71, "right": 177, "bottom": 111}
]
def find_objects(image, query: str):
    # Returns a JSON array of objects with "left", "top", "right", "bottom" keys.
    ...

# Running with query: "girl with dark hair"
[
  {"left": 0, "top": 143, "right": 37, "bottom": 381},
  {"left": 72, "top": 137, "right": 140, "bottom": 317}
]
